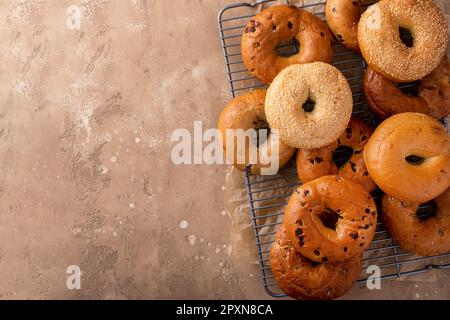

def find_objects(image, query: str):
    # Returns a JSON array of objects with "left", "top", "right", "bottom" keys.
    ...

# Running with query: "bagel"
[
  {"left": 241, "top": 5, "right": 334, "bottom": 84},
  {"left": 364, "top": 113, "right": 450, "bottom": 203},
  {"left": 296, "top": 117, "right": 376, "bottom": 192},
  {"left": 326, "top": 0, "right": 364, "bottom": 51},
  {"left": 358, "top": 0, "right": 448, "bottom": 82},
  {"left": 283, "top": 175, "right": 377, "bottom": 263},
  {"left": 217, "top": 90, "right": 295, "bottom": 175},
  {"left": 270, "top": 225, "right": 361, "bottom": 300},
  {"left": 265, "top": 62, "right": 353, "bottom": 149},
  {"left": 381, "top": 188, "right": 450, "bottom": 256},
  {"left": 364, "top": 58, "right": 450, "bottom": 120}
]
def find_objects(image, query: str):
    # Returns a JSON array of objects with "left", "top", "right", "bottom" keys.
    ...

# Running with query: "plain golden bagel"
[
  {"left": 358, "top": 0, "right": 448, "bottom": 82},
  {"left": 265, "top": 62, "right": 353, "bottom": 149},
  {"left": 296, "top": 117, "right": 376, "bottom": 192},
  {"left": 364, "top": 113, "right": 450, "bottom": 203},
  {"left": 381, "top": 189, "right": 450, "bottom": 256},
  {"left": 270, "top": 225, "right": 361, "bottom": 300},
  {"left": 241, "top": 5, "right": 334, "bottom": 84},
  {"left": 364, "top": 58, "right": 450, "bottom": 120},
  {"left": 326, "top": 0, "right": 364, "bottom": 51},
  {"left": 283, "top": 175, "right": 377, "bottom": 263},
  {"left": 217, "top": 90, "right": 295, "bottom": 175}
]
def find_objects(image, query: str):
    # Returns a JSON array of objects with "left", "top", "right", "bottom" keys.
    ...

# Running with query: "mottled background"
[{"left": 0, "top": 0, "right": 448, "bottom": 300}]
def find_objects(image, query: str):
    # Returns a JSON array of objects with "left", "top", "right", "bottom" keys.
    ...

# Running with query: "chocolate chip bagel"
[
  {"left": 283, "top": 175, "right": 377, "bottom": 263},
  {"left": 270, "top": 225, "right": 361, "bottom": 300},
  {"left": 242, "top": 5, "right": 334, "bottom": 84},
  {"left": 296, "top": 117, "right": 376, "bottom": 192},
  {"left": 326, "top": 0, "right": 364, "bottom": 51}
]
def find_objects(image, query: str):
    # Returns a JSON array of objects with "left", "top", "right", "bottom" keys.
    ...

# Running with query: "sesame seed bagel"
[
  {"left": 241, "top": 5, "right": 334, "bottom": 84},
  {"left": 217, "top": 90, "right": 295, "bottom": 175},
  {"left": 364, "top": 113, "right": 450, "bottom": 203},
  {"left": 358, "top": 0, "right": 448, "bottom": 82},
  {"left": 326, "top": 0, "right": 364, "bottom": 51},
  {"left": 381, "top": 189, "right": 450, "bottom": 257},
  {"left": 270, "top": 225, "right": 361, "bottom": 300},
  {"left": 265, "top": 62, "right": 353, "bottom": 149},
  {"left": 283, "top": 175, "right": 377, "bottom": 263}
]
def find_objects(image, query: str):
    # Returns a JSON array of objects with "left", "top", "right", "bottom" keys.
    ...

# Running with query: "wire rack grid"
[{"left": 218, "top": 0, "right": 450, "bottom": 298}]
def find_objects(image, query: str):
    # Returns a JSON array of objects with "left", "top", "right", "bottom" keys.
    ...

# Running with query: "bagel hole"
[
  {"left": 302, "top": 99, "right": 315, "bottom": 113},
  {"left": 302, "top": 256, "right": 321, "bottom": 267},
  {"left": 275, "top": 37, "right": 300, "bottom": 57},
  {"left": 405, "top": 155, "right": 425, "bottom": 166},
  {"left": 317, "top": 208, "right": 342, "bottom": 230},
  {"left": 398, "top": 80, "right": 420, "bottom": 96},
  {"left": 399, "top": 27, "right": 414, "bottom": 48},
  {"left": 253, "top": 119, "right": 271, "bottom": 147},
  {"left": 416, "top": 201, "right": 437, "bottom": 221},
  {"left": 332, "top": 145, "right": 354, "bottom": 168}
]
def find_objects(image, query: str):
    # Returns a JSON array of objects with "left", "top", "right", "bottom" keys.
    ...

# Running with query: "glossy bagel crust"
[
  {"left": 358, "top": 0, "right": 448, "bottom": 82},
  {"left": 364, "top": 58, "right": 450, "bottom": 120},
  {"left": 326, "top": 0, "right": 364, "bottom": 51},
  {"left": 296, "top": 117, "right": 376, "bottom": 192},
  {"left": 270, "top": 225, "right": 361, "bottom": 300},
  {"left": 265, "top": 62, "right": 353, "bottom": 149},
  {"left": 217, "top": 90, "right": 295, "bottom": 174},
  {"left": 364, "top": 113, "right": 450, "bottom": 203},
  {"left": 381, "top": 189, "right": 450, "bottom": 256},
  {"left": 241, "top": 5, "right": 334, "bottom": 84},
  {"left": 283, "top": 175, "right": 377, "bottom": 263}
]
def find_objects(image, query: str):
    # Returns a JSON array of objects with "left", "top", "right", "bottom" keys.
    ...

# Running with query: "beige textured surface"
[{"left": 0, "top": 0, "right": 448, "bottom": 300}]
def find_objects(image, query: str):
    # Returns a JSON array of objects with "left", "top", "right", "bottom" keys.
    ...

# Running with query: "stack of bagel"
[{"left": 217, "top": 0, "right": 450, "bottom": 300}]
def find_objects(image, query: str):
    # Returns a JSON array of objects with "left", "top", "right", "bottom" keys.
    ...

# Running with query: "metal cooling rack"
[{"left": 218, "top": 0, "right": 450, "bottom": 298}]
